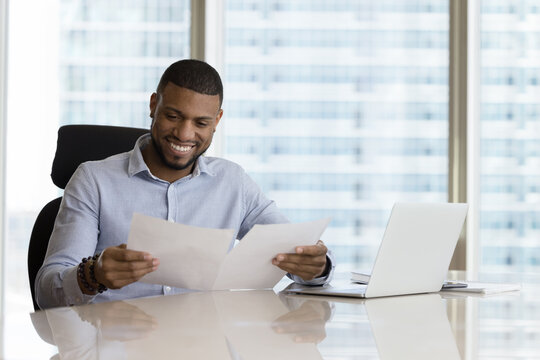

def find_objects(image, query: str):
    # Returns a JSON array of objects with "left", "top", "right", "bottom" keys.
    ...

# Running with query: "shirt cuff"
[{"left": 62, "top": 266, "right": 98, "bottom": 306}]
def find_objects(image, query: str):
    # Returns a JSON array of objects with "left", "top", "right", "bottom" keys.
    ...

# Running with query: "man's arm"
[
  {"left": 35, "top": 165, "right": 158, "bottom": 309},
  {"left": 35, "top": 164, "right": 103, "bottom": 308},
  {"left": 238, "top": 170, "right": 334, "bottom": 285}
]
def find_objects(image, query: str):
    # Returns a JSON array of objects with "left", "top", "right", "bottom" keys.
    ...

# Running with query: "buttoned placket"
[
  {"left": 165, "top": 175, "right": 192, "bottom": 222},
  {"left": 163, "top": 176, "right": 192, "bottom": 295},
  {"left": 166, "top": 183, "right": 177, "bottom": 222}
]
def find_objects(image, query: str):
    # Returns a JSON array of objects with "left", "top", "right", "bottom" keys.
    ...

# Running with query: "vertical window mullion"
[
  {"left": 466, "top": 0, "right": 481, "bottom": 276},
  {"left": 449, "top": 0, "right": 469, "bottom": 271},
  {"left": 0, "top": 0, "right": 8, "bottom": 320}
]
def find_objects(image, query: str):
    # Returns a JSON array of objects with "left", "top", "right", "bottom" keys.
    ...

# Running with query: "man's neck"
[{"left": 141, "top": 144, "right": 194, "bottom": 183}]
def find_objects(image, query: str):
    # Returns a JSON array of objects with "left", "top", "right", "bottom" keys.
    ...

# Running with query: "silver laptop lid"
[{"left": 365, "top": 202, "right": 468, "bottom": 298}]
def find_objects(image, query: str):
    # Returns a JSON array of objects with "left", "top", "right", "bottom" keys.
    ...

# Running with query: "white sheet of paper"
[
  {"left": 212, "top": 217, "right": 332, "bottom": 290},
  {"left": 127, "top": 213, "right": 234, "bottom": 290},
  {"left": 127, "top": 213, "right": 331, "bottom": 290}
]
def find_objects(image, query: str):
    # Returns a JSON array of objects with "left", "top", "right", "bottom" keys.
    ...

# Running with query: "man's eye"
[
  {"left": 166, "top": 114, "right": 178, "bottom": 120},
  {"left": 196, "top": 121, "right": 209, "bottom": 127}
]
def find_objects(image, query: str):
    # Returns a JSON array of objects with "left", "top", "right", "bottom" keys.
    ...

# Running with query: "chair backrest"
[{"left": 28, "top": 124, "right": 149, "bottom": 310}]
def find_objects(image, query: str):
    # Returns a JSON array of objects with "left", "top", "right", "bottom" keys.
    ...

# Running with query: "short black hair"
[{"left": 156, "top": 59, "right": 223, "bottom": 107}]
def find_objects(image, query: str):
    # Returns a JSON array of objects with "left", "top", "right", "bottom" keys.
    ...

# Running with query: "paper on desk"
[
  {"left": 127, "top": 213, "right": 234, "bottom": 290},
  {"left": 212, "top": 217, "right": 332, "bottom": 290},
  {"left": 127, "top": 213, "right": 331, "bottom": 291},
  {"left": 440, "top": 281, "right": 521, "bottom": 295}
]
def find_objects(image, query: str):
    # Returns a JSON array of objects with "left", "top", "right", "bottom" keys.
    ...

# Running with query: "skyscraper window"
[{"left": 222, "top": 1, "right": 449, "bottom": 270}]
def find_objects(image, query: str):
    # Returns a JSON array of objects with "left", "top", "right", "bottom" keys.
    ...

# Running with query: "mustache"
[{"left": 165, "top": 136, "right": 199, "bottom": 147}]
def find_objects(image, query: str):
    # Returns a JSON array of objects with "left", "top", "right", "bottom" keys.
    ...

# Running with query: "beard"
[{"left": 151, "top": 133, "right": 210, "bottom": 171}]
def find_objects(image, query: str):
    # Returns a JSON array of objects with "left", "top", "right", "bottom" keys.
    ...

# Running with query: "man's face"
[{"left": 149, "top": 82, "right": 222, "bottom": 175}]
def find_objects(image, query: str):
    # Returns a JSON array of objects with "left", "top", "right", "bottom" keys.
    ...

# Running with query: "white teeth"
[{"left": 170, "top": 143, "right": 193, "bottom": 152}]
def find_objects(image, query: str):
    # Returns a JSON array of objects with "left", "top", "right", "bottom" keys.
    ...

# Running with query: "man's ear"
[
  {"left": 149, "top": 93, "right": 158, "bottom": 118},
  {"left": 214, "top": 109, "right": 224, "bottom": 130}
]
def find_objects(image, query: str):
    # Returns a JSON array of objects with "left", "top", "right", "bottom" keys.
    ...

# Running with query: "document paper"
[
  {"left": 212, "top": 218, "right": 331, "bottom": 290},
  {"left": 127, "top": 213, "right": 331, "bottom": 290},
  {"left": 127, "top": 213, "right": 234, "bottom": 290}
]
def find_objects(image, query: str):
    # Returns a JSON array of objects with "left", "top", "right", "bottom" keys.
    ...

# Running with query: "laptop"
[{"left": 286, "top": 202, "right": 468, "bottom": 298}]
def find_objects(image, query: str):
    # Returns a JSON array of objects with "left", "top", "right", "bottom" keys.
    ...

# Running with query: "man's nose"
[{"left": 173, "top": 120, "right": 195, "bottom": 140}]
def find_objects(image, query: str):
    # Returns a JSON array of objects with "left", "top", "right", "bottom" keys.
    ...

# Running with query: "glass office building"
[
  {"left": 479, "top": 1, "right": 540, "bottom": 273},
  {"left": 9, "top": 0, "right": 451, "bottom": 274},
  {"left": 58, "top": 0, "right": 191, "bottom": 128},
  {"left": 222, "top": 0, "right": 449, "bottom": 269},
  {"left": 4, "top": 0, "right": 540, "bottom": 313}
]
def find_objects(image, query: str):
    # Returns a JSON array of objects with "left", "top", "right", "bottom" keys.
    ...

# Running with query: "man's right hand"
[{"left": 94, "top": 244, "right": 159, "bottom": 289}]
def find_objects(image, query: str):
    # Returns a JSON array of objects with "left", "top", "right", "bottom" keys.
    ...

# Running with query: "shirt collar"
[{"left": 128, "top": 133, "right": 216, "bottom": 179}]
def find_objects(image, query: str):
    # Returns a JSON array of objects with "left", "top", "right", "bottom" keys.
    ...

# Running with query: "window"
[
  {"left": 3, "top": 0, "right": 539, "bottom": 333},
  {"left": 478, "top": 1, "right": 540, "bottom": 273},
  {"left": 4, "top": 1, "right": 190, "bottom": 356},
  {"left": 221, "top": 1, "right": 450, "bottom": 270}
]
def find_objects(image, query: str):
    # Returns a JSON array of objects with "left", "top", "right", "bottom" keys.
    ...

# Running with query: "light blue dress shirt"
[{"left": 36, "top": 134, "right": 334, "bottom": 309}]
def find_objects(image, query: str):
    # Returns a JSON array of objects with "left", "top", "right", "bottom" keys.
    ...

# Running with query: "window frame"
[
  {"left": 201, "top": 0, "right": 478, "bottom": 271},
  {"left": 0, "top": 0, "right": 8, "bottom": 315}
]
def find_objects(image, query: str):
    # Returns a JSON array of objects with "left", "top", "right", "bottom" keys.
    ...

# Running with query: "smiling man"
[{"left": 35, "top": 59, "right": 334, "bottom": 309}]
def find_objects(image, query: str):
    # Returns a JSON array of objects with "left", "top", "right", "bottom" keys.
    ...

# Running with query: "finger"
[
  {"left": 276, "top": 261, "right": 323, "bottom": 274},
  {"left": 112, "top": 266, "right": 157, "bottom": 280},
  {"left": 295, "top": 242, "right": 327, "bottom": 256},
  {"left": 102, "top": 257, "right": 159, "bottom": 272},
  {"left": 274, "top": 253, "right": 326, "bottom": 267},
  {"left": 96, "top": 258, "right": 158, "bottom": 288},
  {"left": 105, "top": 246, "right": 154, "bottom": 262},
  {"left": 103, "top": 262, "right": 157, "bottom": 281},
  {"left": 100, "top": 267, "right": 156, "bottom": 289}
]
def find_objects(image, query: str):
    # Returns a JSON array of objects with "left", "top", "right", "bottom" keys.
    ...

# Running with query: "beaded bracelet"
[
  {"left": 88, "top": 255, "right": 108, "bottom": 293},
  {"left": 77, "top": 254, "right": 108, "bottom": 294},
  {"left": 77, "top": 257, "right": 96, "bottom": 293}
]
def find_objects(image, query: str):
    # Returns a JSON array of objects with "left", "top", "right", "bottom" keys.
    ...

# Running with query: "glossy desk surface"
[{"left": 19, "top": 272, "right": 540, "bottom": 359}]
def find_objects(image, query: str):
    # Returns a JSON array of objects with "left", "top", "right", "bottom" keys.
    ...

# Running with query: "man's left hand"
[{"left": 272, "top": 240, "right": 328, "bottom": 281}]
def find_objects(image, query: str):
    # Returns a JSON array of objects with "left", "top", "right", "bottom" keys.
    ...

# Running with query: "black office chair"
[{"left": 28, "top": 124, "right": 149, "bottom": 311}]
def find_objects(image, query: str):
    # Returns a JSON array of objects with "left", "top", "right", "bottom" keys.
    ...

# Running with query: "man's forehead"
[
  {"left": 158, "top": 83, "right": 219, "bottom": 103},
  {"left": 157, "top": 84, "right": 221, "bottom": 115}
]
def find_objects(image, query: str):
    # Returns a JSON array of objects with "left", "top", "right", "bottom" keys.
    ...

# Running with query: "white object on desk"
[
  {"left": 350, "top": 271, "right": 370, "bottom": 284},
  {"left": 351, "top": 272, "right": 468, "bottom": 289},
  {"left": 287, "top": 203, "right": 468, "bottom": 298},
  {"left": 440, "top": 281, "right": 521, "bottom": 295}
]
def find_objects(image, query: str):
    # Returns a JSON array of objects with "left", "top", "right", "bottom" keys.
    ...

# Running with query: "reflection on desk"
[
  {"left": 365, "top": 294, "right": 460, "bottom": 359},
  {"left": 32, "top": 290, "right": 331, "bottom": 360},
  {"left": 27, "top": 272, "right": 540, "bottom": 360}
]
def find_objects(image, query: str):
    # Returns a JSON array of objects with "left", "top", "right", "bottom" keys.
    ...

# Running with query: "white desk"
[{"left": 9, "top": 272, "right": 540, "bottom": 359}]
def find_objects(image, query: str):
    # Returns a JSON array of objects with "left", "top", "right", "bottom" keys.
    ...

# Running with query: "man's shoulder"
[
  {"left": 66, "top": 151, "right": 133, "bottom": 191},
  {"left": 200, "top": 156, "right": 246, "bottom": 175},
  {"left": 77, "top": 151, "right": 132, "bottom": 173}
]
